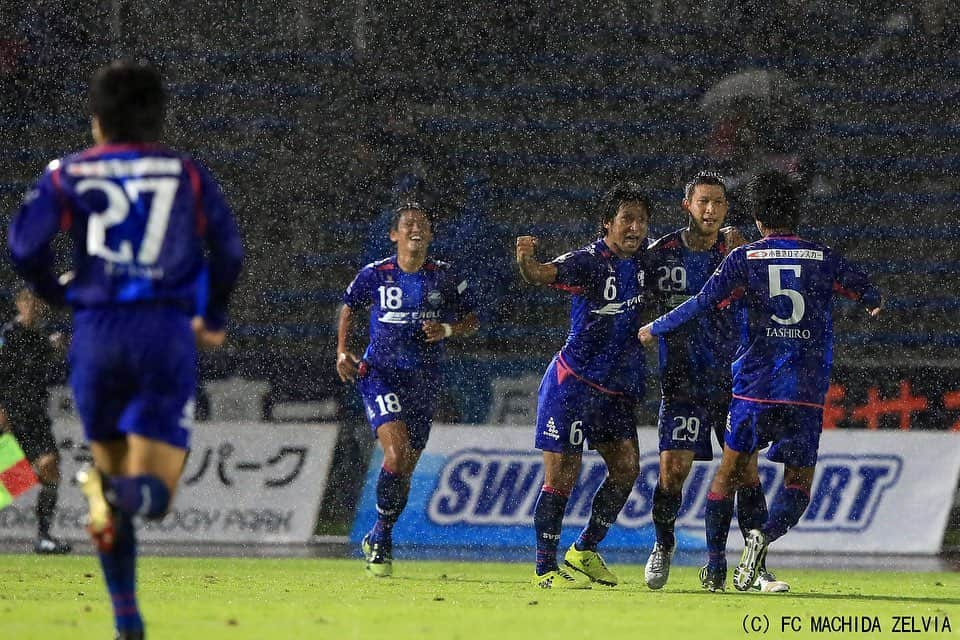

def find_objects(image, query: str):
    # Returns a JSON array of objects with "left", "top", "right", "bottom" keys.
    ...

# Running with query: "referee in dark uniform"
[{"left": 0, "top": 288, "right": 70, "bottom": 553}]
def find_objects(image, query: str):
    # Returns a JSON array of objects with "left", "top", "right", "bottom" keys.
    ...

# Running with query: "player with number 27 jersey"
[
  {"left": 10, "top": 145, "right": 240, "bottom": 328},
  {"left": 9, "top": 144, "right": 243, "bottom": 449}
]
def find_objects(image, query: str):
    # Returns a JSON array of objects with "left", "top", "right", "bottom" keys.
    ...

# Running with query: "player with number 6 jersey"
[
  {"left": 639, "top": 170, "right": 882, "bottom": 593},
  {"left": 337, "top": 202, "right": 479, "bottom": 578},
  {"left": 8, "top": 61, "right": 243, "bottom": 640},
  {"left": 517, "top": 182, "right": 654, "bottom": 589}
]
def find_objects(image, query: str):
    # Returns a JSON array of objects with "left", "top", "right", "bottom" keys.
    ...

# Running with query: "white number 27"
[{"left": 77, "top": 177, "right": 178, "bottom": 265}]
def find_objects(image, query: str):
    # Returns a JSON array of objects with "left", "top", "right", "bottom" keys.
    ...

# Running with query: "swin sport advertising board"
[
  {"left": 0, "top": 421, "right": 338, "bottom": 544},
  {"left": 351, "top": 426, "right": 960, "bottom": 556}
]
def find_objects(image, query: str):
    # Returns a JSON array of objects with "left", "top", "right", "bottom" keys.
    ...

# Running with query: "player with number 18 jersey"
[
  {"left": 337, "top": 203, "right": 479, "bottom": 579},
  {"left": 343, "top": 252, "right": 477, "bottom": 447}
]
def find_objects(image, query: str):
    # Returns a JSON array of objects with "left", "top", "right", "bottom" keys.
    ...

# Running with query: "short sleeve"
[
  {"left": 550, "top": 249, "right": 596, "bottom": 292},
  {"left": 343, "top": 267, "right": 374, "bottom": 308},
  {"left": 448, "top": 268, "right": 478, "bottom": 316}
]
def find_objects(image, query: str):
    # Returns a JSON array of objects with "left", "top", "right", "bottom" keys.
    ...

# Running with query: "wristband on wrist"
[{"left": 441, "top": 323, "right": 453, "bottom": 338}]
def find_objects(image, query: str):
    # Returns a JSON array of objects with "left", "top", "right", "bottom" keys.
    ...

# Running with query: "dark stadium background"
[{"left": 0, "top": 1, "right": 957, "bottom": 547}]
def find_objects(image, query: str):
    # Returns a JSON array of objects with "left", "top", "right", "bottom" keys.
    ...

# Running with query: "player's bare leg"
[
  {"left": 564, "top": 438, "right": 638, "bottom": 586},
  {"left": 363, "top": 421, "right": 420, "bottom": 577}
]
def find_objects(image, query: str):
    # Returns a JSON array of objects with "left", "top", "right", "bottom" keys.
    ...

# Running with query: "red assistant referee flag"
[{"left": 0, "top": 432, "right": 38, "bottom": 509}]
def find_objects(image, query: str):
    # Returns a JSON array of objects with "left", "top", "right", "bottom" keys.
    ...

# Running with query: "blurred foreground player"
[
  {"left": 9, "top": 60, "right": 243, "bottom": 639},
  {"left": 640, "top": 171, "right": 881, "bottom": 592},
  {"left": 337, "top": 203, "right": 479, "bottom": 577}
]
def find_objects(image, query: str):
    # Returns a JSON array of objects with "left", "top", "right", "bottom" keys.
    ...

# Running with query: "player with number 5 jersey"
[
  {"left": 337, "top": 202, "right": 479, "bottom": 578},
  {"left": 517, "top": 182, "right": 654, "bottom": 590},
  {"left": 639, "top": 171, "right": 882, "bottom": 593},
  {"left": 8, "top": 61, "right": 243, "bottom": 640}
]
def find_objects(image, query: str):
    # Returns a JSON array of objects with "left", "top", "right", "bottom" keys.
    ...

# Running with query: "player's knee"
[
  {"left": 659, "top": 460, "right": 690, "bottom": 492},
  {"left": 610, "top": 460, "right": 640, "bottom": 487},
  {"left": 382, "top": 448, "right": 408, "bottom": 475},
  {"left": 659, "top": 471, "right": 685, "bottom": 494}
]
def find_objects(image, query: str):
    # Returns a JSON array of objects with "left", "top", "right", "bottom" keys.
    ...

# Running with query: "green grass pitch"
[{"left": 1, "top": 554, "right": 958, "bottom": 639}]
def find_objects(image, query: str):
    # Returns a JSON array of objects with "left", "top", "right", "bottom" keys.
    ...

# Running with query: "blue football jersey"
[
  {"left": 343, "top": 255, "right": 477, "bottom": 372},
  {"left": 8, "top": 143, "right": 243, "bottom": 329},
  {"left": 651, "top": 234, "right": 881, "bottom": 406},
  {"left": 648, "top": 230, "right": 737, "bottom": 399},
  {"left": 549, "top": 238, "right": 652, "bottom": 398}
]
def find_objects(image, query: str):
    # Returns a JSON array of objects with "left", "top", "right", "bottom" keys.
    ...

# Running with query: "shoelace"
[{"left": 649, "top": 547, "right": 666, "bottom": 572}]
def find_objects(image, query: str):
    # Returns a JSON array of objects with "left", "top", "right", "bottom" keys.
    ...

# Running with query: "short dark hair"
[
  {"left": 88, "top": 60, "right": 166, "bottom": 143},
  {"left": 745, "top": 170, "right": 803, "bottom": 230},
  {"left": 598, "top": 182, "right": 651, "bottom": 237},
  {"left": 684, "top": 171, "right": 727, "bottom": 200},
  {"left": 390, "top": 201, "right": 431, "bottom": 230}
]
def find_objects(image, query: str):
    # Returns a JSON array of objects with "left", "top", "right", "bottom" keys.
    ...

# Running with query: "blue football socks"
[
  {"left": 534, "top": 486, "right": 569, "bottom": 575},
  {"left": 575, "top": 479, "right": 632, "bottom": 551}
]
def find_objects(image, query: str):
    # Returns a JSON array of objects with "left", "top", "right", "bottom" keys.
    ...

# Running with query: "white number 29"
[{"left": 78, "top": 177, "right": 178, "bottom": 265}]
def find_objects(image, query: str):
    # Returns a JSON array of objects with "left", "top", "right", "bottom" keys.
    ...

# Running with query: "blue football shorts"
[
  {"left": 535, "top": 354, "right": 638, "bottom": 453},
  {"left": 657, "top": 393, "right": 729, "bottom": 460},
  {"left": 357, "top": 362, "right": 438, "bottom": 451},
  {"left": 70, "top": 307, "right": 196, "bottom": 450},
  {"left": 725, "top": 397, "right": 824, "bottom": 467}
]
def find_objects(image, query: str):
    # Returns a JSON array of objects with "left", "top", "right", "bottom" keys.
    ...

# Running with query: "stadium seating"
[{"left": 0, "top": 4, "right": 955, "bottom": 418}]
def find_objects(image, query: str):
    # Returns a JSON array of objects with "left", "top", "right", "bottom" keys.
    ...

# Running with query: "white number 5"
[{"left": 768, "top": 264, "right": 805, "bottom": 325}]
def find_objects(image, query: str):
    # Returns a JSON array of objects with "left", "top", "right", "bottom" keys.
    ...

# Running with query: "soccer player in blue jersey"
[
  {"left": 640, "top": 171, "right": 881, "bottom": 592},
  {"left": 643, "top": 172, "right": 787, "bottom": 593},
  {"left": 517, "top": 183, "right": 652, "bottom": 589},
  {"left": 8, "top": 61, "right": 243, "bottom": 640},
  {"left": 337, "top": 202, "right": 479, "bottom": 578}
]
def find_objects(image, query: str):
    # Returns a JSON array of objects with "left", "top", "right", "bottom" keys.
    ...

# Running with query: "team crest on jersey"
[{"left": 428, "top": 289, "right": 443, "bottom": 307}]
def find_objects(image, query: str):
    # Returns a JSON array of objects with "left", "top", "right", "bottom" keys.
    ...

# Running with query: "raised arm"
[
  {"left": 516, "top": 235, "right": 558, "bottom": 285},
  {"left": 639, "top": 250, "right": 745, "bottom": 345}
]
